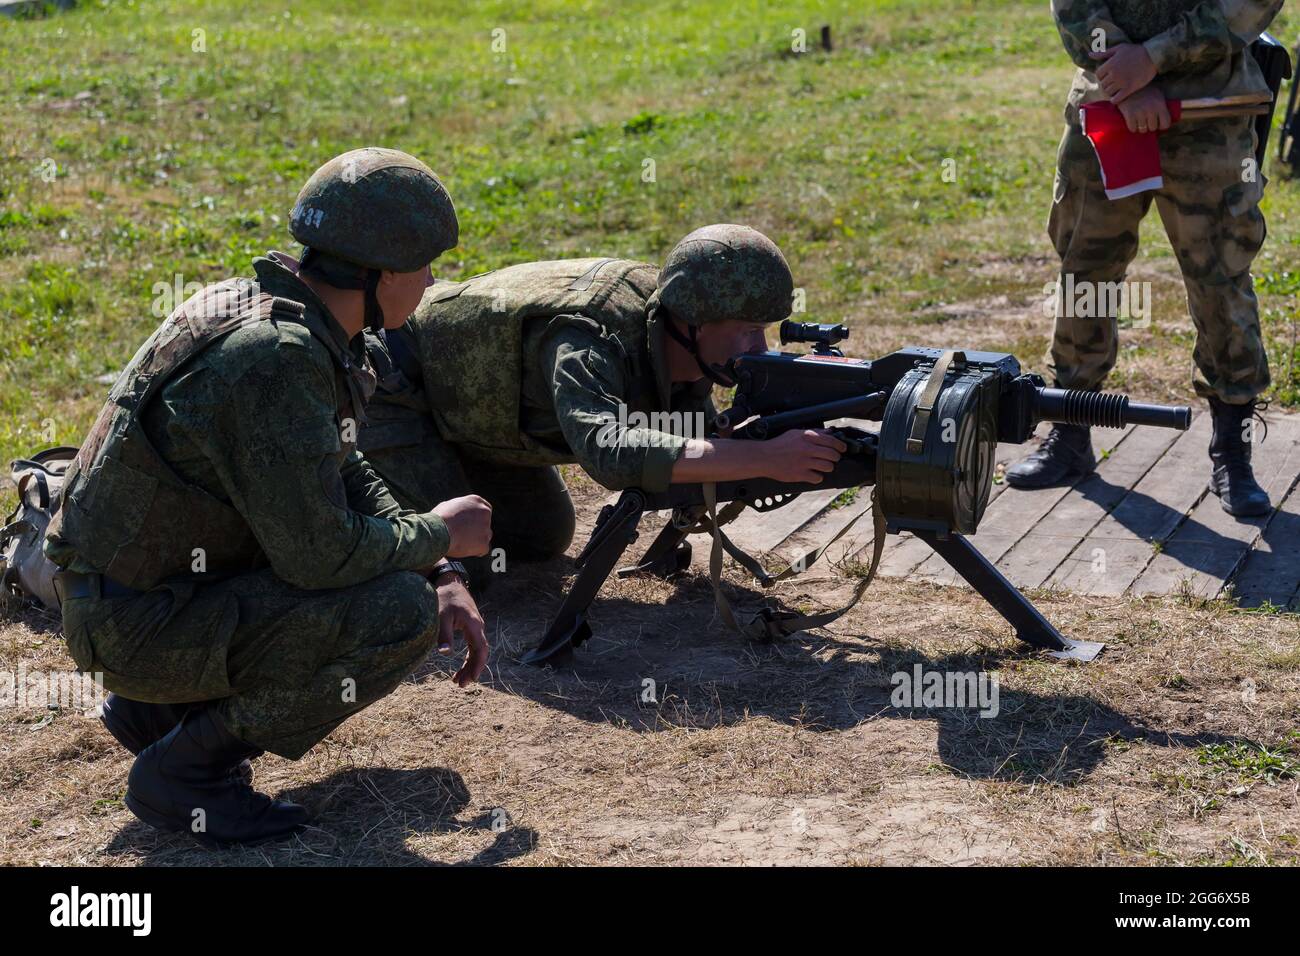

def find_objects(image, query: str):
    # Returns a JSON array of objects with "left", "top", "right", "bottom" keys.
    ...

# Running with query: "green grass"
[
  {"left": 1197, "top": 736, "right": 1298, "bottom": 784},
  {"left": 3, "top": 0, "right": 1300, "bottom": 511},
  {"left": 830, "top": 486, "right": 858, "bottom": 509}
]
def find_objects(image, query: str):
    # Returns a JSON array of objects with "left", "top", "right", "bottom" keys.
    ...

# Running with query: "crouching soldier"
[
  {"left": 358, "top": 224, "right": 845, "bottom": 586},
  {"left": 44, "top": 148, "right": 493, "bottom": 845}
]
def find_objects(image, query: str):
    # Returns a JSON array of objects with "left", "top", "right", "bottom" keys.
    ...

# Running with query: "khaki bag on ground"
[{"left": 1, "top": 445, "right": 78, "bottom": 611}]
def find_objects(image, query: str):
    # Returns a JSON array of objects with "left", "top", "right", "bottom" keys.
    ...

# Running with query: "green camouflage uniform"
[
  {"left": 360, "top": 258, "right": 714, "bottom": 578},
  {"left": 1047, "top": 0, "right": 1280, "bottom": 403},
  {"left": 46, "top": 254, "right": 450, "bottom": 759}
]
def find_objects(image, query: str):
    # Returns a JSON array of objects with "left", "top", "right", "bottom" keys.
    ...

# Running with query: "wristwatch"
[{"left": 431, "top": 559, "right": 470, "bottom": 588}]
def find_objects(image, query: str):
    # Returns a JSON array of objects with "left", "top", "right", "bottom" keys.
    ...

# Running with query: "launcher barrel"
[{"left": 1033, "top": 387, "right": 1192, "bottom": 431}]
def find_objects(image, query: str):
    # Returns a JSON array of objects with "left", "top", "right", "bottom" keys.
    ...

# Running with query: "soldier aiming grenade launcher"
[{"left": 523, "top": 321, "right": 1191, "bottom": 667}]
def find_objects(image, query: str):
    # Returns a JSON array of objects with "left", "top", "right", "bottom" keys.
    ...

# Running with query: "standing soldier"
[
  {"left": 358, "top": 224, "right": 846, "bottom": 585},
  {"left": 1009, "top": 1, "right": 1281, "bottom": 517},
  {"left": 45, "top": 148, "right": 493, "bottom": 845}
]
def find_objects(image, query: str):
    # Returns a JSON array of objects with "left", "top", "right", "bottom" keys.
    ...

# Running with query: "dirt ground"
[{"left": 2, "top": 474, "right": 1297, "bottom": 867}]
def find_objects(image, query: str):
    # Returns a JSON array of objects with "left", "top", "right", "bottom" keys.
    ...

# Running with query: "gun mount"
[{"left": 523, "top": 331, "right": 1191, "bottom": 668}]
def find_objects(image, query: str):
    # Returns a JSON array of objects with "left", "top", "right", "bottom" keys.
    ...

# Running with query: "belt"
[{"left": 53, "top": 570, "right": 143, "bottom": 603}]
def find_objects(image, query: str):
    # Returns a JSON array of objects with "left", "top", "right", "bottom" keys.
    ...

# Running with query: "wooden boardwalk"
[{"left": 682, "top": 411, "right": 1300, "bottom": 610}]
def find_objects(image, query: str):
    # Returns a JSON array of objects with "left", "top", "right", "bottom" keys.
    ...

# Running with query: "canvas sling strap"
[
  {"left": 698, "top": 482, "right": 886, "bottom": 641},
  {"left": 906, "top": 349, "right": 961, "bottom": 455}
]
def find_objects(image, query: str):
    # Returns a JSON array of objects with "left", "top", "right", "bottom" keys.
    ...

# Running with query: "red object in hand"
[{"left": 1079, "top": 99, "right": 1183, "bottom": 200}]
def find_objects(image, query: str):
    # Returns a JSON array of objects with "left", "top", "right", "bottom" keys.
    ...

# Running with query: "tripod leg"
[
  {"left": 913, "top": 529, "right": 1103, "bottom": 662},
  {"left": 522, "top": 490, "right": 646, "bottom": 666},
  {"left": 616, "top": 519, "right": 692, "bottom": 579}
]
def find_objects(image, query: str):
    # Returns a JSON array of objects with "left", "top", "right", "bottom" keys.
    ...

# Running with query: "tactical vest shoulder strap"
[
  {"left": 51, "top": 286, "right": 318, "bottom": 589},
  {"left": 137, "top": 292, "right": 309, "bottom": 471}
]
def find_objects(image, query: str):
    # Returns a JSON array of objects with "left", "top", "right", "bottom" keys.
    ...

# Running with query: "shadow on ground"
[
  {"left": 99, "top": 767, "right": 537, "bottom": 866},
  {"left": 440, "top": 558, "right": 1260, "bottom": 788}
]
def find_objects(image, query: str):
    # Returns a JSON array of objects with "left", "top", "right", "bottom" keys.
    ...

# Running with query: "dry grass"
[
  {"left": 3, "top": 0, "right": 1298, "bottom": 866},
  {"left": 3, "top": 482, "right": 1297, "bottom": 866}
]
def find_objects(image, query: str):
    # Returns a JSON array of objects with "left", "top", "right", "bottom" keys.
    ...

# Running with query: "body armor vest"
[
  {"left": 375, "top": 257, "right": 662, "bottom": 460},
  {"left": 48, "top": 275, "right": 367, "bottom": 589}
]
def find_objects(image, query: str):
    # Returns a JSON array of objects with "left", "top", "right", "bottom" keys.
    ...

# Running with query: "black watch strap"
[{"left": 432, "top": 559, "right": 469, "bottom": 587}]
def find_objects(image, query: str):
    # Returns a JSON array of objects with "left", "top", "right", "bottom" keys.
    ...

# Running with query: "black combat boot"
[
  {"left": 101, "top": 694, "right": 189, "bottom": 755},
  {"left": 1207, "top": 396, "right": 1270, "bottom": 517},
  {"left": 125, "top": 707, "right": 307, "bottom": 846},
  {"left": 101, "top": 693, "right": 252, "bottom": 784},
  {"left": 1005, "top": 423, "right": 1096, "bottom": 489}
]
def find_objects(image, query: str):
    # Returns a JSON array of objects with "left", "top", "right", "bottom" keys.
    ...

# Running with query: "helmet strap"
[
  {"left": 363, "top": 269, "right": 384, "bottom": 333},
  {"left": 298, "top": 247, "right": 385, "bottom": 334},
  {"left": 663, "top": 314, "right": 736, "bottom": 388}
]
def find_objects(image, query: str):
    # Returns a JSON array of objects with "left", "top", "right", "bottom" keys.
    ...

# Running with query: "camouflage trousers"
[
  {"left": 60, "top": 568, "right": 439, "bottom": 760},
  {"left": 1046, "top": 115, "right": 1271, "bottom": 404},
  {"left": 364, "top": 425, "right": 576, "bottom": 589}
]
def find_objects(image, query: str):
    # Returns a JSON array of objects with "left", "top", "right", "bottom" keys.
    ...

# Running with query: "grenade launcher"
[{"left": 523, "top": 321, "right": 1191, "bottom": 666}]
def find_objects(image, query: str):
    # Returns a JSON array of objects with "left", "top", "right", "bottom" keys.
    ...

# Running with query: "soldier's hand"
[
  {"left": 433, "top": 494, "right": 493, "bottom": 557},
  {"left": 433, "top": 575, "right": 489, "bottom": 687},
  {"left": 1091, "top": 43, "right": 1157, "bottom": 104},
  {"left": 1115, "top": 85, "right": 1172, "bottom": 134},
  {"left": 762, "top": 429, "right": 846, "bottom": 484}
]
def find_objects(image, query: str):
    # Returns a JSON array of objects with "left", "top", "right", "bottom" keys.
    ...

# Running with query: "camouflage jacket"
[
  {"left": 363, "top": 258, "right": 714, "bottom": 493},
  {"left": 46, "top": 253, "right": 450, "bottom": 590},
  {"left": 1051, "top": 0, "right": 1283, "bottom": 125}
]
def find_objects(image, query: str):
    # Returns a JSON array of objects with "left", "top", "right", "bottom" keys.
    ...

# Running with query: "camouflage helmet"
[
  {"left": 655, "top": 224, "right": 793, "bottom": 326},
  {"left": 290, "top": 147, "right": 458, "bottom": 272}
]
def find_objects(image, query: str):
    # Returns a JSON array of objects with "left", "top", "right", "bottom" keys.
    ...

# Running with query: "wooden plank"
[
  {"left": 1232, "top": 460, "right": 1300, "bottom": 609},
  {"left": 992, "top": 420, "right": 1183, "bottom": 590},
  {"left": 982, "top": 442, "right": 1025, "bottom": 508},
  {"left": 1043, "top": 412, "right": 1214, "bottom": 596},
  {"left": 656, "top": 409, "right": 1300, "bottom": 602},
  {"left": 875, "top": 529, "right": 934, "bottom": 578},
  {"left": 777, "top": 487, "right": 876, "bottom": 568},
  {"left": 914, "top": 424, "right": 1137, "bottom": 586},
  {"left": 1132, "top": 416, "right": 1300, "bottom": 598},
  {"left": 720, "top": 485, "right": 845, "bottom": 555},
  {"left": 826, "top": 499, "right": 878, "bottom": 567}
]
